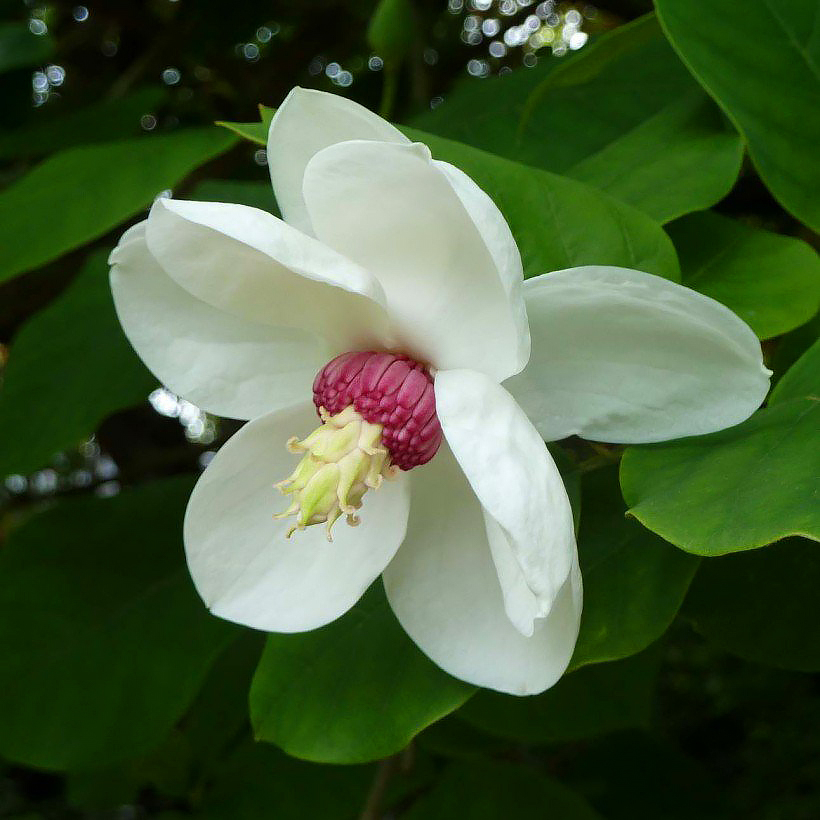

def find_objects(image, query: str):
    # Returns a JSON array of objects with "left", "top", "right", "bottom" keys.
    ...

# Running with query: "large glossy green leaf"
[
  {"left": 620, "top": 398, "right": 820, "bottom": 554},
  {"left": 0, "top": 128, "right": 237, "bottom": 283},
  {"left": 668, "top": 210, "right": 820, "bottom": 339},
  {"left": 220, "top": 112, "right": 680, "bottom": 280},
  {"left": 571, "top": 467, "right": 698, "bottom": 669},
  {"left": 0, "top": 23, "right": 53, "bottom": 73},
  {"left": 459, "top": 645, "right": 661, "bottom": 744},
  {"left": 0, "top": 478, "right": 236, "bottom": 770},
  {"left": 769, "top": 337, "right": 820, "bottom": 405},
  {"left": 0, "top": 250, "right": 156, "bottom": 479},
  {"left": 411, "top": 14, "right": 742, "bottom": 223},
  {"left": 250, "top": 583, "right": 474, "bottom": 764},
  {"left": 0, "top": 88, "right": 165, "bottom": 159},
  {"left": 403, "top": 760, "right": 602, "bottom": 820},
  {"left": 655, "top": 0, "right": 820, "bottom": 231},
  {"left": 684, "top": 538, "right": 820, "bottom": 671},
  {"left": 406, "top": 128, "right": 680, "bottom": 281}
]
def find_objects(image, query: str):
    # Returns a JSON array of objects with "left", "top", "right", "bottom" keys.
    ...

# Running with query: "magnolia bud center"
[{"left": 275, "top": 351, "right": 442, "bottom": 540}]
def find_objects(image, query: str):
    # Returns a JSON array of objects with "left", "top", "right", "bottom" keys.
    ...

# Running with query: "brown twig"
[{"left": 359, "top": 754, "right": 399, "bottom": 820}]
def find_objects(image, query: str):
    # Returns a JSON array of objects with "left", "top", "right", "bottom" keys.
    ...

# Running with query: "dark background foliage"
[{"left": 0, "top": 1, "right": 817, "bottom": 818}]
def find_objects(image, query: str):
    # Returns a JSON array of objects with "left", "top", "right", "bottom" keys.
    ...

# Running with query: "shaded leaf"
[
  {"left": 655, "top": 0, "right": 820, "bottom": 230},
  {"left": 195, "top": 741, "right": 371, "bottom": 820},
  {"left": 250, "top": 583, "right": 473, "bottom": 764},
  {"left": 0, "top": 250, "right": 156, "bottom": 479},
  {"left": 571, "top": 467, "right": 698, "bottom": 668},
  {"left": 0, "top": 88, "right": 165, "bottom": 159},
  {"left": 684, "top": 537, "right": 820, "bottom": 671},
  {"left": 669, "top": 210, "right": 820, "bottom": 339},
  {"left": 0, "top": 128, "right": 237, "bottom": 283},
  {"left": 769, "top": 337, "right": 820, "bottom": 405},
  {"left": 188, "top": 178, "right": 278, "bottom": 213},
  {"left": 0, "top": 478, "right": 236, "bottom": 769},
  {"left": 183, "top": 632, "right": 264, "bottom": 776},
  {"left": 412, "top": 14, "right": 742, "bottom": 222},
  {"left": 403, "top": 760, "right": 602, "bottom": 820},
  {"left": 459, "top": 645, "right": 661, "bottom": 744}
]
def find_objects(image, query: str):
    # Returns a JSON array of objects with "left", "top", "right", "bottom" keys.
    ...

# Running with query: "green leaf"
[
  {"left": 250, "top": 583, "right": 474, "bottom": 764},
  {"left": 216, "top": 104, "right": 272, "bottom": 145},
  {"left": 668, "top": 210, "right": 820, "bottom": 339},
  {"left": 684, "top": 537, "right": 820, "bottom": 671},
  {"left": 655, "top": 0, "right": 820, "bottom": 231},
  {"left": 458, "top": 645, "right": 661, "bottom": 744},
  {"left": 411, "top": 14, "right": 742, "bottom": 223},
  {"left": 768, "top": 313, "right": 820, "bottom": 387},
  {"left": 0, "top": 23, "right": 53, "bottom": 73},
  {"left": 770, "top": 337, "right": 820, "bottom": 405},
  {"left": 571, "top": 467, "right": 699, "bottom": 669},
  {"left": 401, "top": 127, "right": 680, "bottom": 281},
  {"left": 0, "top": 478, "right": 236, "bottom": 770},
  {"left": 188, "top": 178, "right": 278, "bottom": 214},
  {"left": 0, "top": 128, "right": 237, "bottom": 283},
  {"left": 0, "top": 249, "right": 156, "bottom": 479},
  {"left": 620, "top": 398, "right": 820, "bottom": 554},
  {"left": 64, "top": 633, "right": 263, "bottom": 811},
  {"left": 367, "top": 0, "right": 415, "bottom": 65},
  {"left": 182, "top": 632, "right": 264, "bottom": 776},
  {"left": 0, "top": 88, "right": 165, "bottom": 159},
  {"left": 416, "top": 715, "right": 510, "bottom": 759},
  {"left": 548, "top": 442, "right": 581, "bottom": 532},
  {"left": 219, "top": 111, "right": 680, "bottom": 280},
  {"left": 195, "top": 742, "right": 371, "bottom": 820},
  {"left": 403, "top": 760, "right": 602, "bottom": 820}
]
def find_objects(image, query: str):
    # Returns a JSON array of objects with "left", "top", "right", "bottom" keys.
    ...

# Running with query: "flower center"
[{"left": 275, "top": 351, "right": 442, "bottom": 540}]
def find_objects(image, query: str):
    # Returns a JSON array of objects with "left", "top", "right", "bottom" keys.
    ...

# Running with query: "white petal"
[
  {"left": 145, "top": 197, "right": 390, "bottom": 352},
  {"left": 434, "top": 369, "right": 576, "bottom": 636},
  {"left": 109, "top": 222, "right": 325, "bottom": 420},
  {"left": 302, "top": 140, "right": 528, "bottom": 381},
  {"left": 184, "top": 402, "right": 411, "bottom": 632},
  {"left": 383, "top": 444, "right": 582, "bottom": 695},
  {"left": 506, "top": 266, "right": 771, "bottom": 443},
  {"left": 267, "top": 87, "right": 409, "bottom": 234},
  {"left": 435, "top": 161, "right": 530, "bottom": 368}
]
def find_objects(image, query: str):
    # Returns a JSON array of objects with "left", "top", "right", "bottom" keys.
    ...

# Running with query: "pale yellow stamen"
[{"left": 274, "top": 405, "right": 397, "bottom": 541}]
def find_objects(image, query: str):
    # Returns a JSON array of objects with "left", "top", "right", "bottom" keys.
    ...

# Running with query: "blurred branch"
[{"left": 359, "top": 753, "right": 399, "bottom": 820}]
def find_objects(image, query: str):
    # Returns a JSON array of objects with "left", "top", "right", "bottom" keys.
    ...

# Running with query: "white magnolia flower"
[{"left": 109, "top": 88, "right": 770, "bottom": 695}]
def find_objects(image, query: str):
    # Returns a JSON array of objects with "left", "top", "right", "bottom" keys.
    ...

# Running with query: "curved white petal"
[
  {"left": 383, "top": 444, "right": 582, "bottom": 695},
  {"left": 506, "top": 266, "right": 771, "bottom": 443},
  {"left": 145, "top": 197, "right": 391, "bottom": 352},
  {"left": 302, "top": 140, "right": 528, "bottom": 381},
  {"left": 435, "top": 369, "right": 576, "bottom": 636},
  {"left": 109, "top": 222, "right": 325, "bottom": 420},
  {"left": 267, "top": 87, "right": 409, "bottom": 234},
  {"left": 185, "top": 402, "right": 411, "bottom": 632},
  {"left": 435, "top": 161, "right": 530, "bottom": 369}
]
